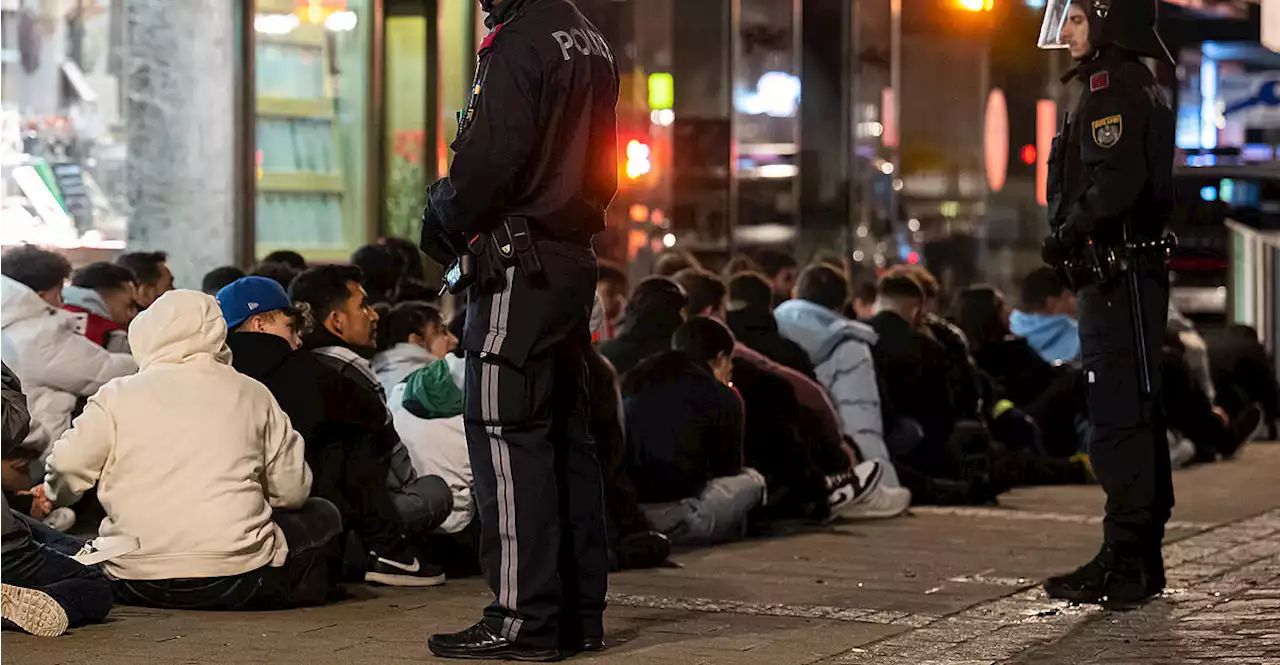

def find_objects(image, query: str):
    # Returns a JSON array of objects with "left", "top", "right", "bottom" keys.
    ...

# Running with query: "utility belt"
[
  {"left": 1054, "top": 234, "right": 1177, "bottom": 291},
  {"left": 441, "top": 216, "right": 546, "bottom": 296}
]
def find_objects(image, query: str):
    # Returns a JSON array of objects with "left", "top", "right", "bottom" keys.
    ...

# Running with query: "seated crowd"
[{"left": 0, "top": 242, "right": 1271, "bottom": 637}]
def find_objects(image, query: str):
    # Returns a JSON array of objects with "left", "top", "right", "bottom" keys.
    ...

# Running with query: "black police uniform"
[
  {"left": 420, "top": 0, "right": 619, "bottom": 659},
  {"left": 1041, "top": 0, "right": 1176, "bottom": 606}
]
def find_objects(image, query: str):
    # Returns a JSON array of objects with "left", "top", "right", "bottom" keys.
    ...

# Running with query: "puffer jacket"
[
  {"left": 774, "top": 299, "right": 898, "bottom": 487},
  {"left": 371, "top": 343, "right": 438, "bottom": 395},
  {"left": 62, "top": 285, "right": 131, "bottom": 354},
  {"left": 0, "top": 276, "right": 136, "bottom": 449}
]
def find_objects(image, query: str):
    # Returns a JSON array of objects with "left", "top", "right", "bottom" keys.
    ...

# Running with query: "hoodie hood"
[
  {"left": 61, "top": 285, "right": 111, "bottom": 319},
  {"left": 373, "top": 343, "right": 437, "bottom": 380},
  {"left": 1008, "top": 310, "right": 1080, "bottom": 364},
  {"left": 0, "top": 275, "right": 56, "bottom": 327},
  {"left": 129, "top": 290, "right": 232, "bottom": 369},
  {"left": 401, "top": 359, "right": 464, "bottom": 420},
  {"left": 773, "top": 299, "right": 878, "bottom": 364}
]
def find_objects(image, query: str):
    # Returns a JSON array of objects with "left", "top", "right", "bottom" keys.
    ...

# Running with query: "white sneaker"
[
  {"left": 826, "top": 461, "right": 884, "bottom": 521},
  {"left": 838, "top": 485, "right": 912, "bottom": 520},
  {"left": 1168, "top": 431, "right": 1196, "bottom": 468},
  {"left": 1, "top": 583, "right": 69, "bottom": 637},
  {"left": 73, "top": 536, "right": 140, "bottom": 566},
  {"left": 42, "top": 508, "right": 75, "bottom": 533}
]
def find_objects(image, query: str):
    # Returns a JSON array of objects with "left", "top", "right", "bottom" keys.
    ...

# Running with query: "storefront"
[{"left": 1, "top": 0, "right": 480, "bottom": 275}]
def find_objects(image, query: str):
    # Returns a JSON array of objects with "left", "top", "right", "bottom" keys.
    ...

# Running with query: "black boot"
[
  {"left": 428, "top": 621, "right": 563, "bottom": 662},
  {"left": 1144, "top": 544, "right": 1166, "bottom": 597},
  {"left": 1043, "top": 544, "right": 1152, "bottom": 609}
]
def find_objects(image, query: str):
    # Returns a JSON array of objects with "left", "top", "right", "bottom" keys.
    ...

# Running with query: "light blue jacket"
[
  {"left": 1009, "top": 310, "right": 1080, "bottom": 364},
  {"left": 774, "top": 300, "right": 899, "bottom": 487}
]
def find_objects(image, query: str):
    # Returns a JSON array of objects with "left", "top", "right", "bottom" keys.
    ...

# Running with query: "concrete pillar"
[{"left": 121, "top": 0, "right": 239, "bottom": 289}]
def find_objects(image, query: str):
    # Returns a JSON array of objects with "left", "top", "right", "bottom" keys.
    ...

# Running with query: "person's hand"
[
  {"left": 20, "top": 484, "right": 52, "bottom": 519},
  {"left": 1041, "top": 232, "right": 1071, "bottom": 266}
]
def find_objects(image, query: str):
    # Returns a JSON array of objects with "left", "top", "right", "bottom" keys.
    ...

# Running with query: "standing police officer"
[
  {"left": 420, "top": 0, "right": 618, "bottom": 660},
  {"left": 1037, "top": 0, "right": 1176, "bottom": 607}
]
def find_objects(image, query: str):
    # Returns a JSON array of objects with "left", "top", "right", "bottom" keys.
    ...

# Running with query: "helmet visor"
[{"left": 1037, "top": 0, "right": 1072, "bottom": 49}]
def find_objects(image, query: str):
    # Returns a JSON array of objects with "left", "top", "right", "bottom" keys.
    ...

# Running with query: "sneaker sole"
[
  {"left": 427, "top": 643, "right": 564, "bottom": 662},
  {"left": 364, "top": 571, "right": 447, "bottom": 587},
  {"left": 1, "top": 584, "right": 69, "bottom": 637}
]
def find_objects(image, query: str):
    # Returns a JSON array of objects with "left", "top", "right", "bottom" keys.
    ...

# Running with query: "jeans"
[
  {"left": 113, "top": 498, "right": 343, "bottom": 611},
  {"left": 641, "top": 469, "right": 767, "bottom": 546},
  {"left": 391, "top": 474, "right": 454, "bottom": 535},
  {"left": 2, "top": 510, "right": 112, "bottom": 627}
]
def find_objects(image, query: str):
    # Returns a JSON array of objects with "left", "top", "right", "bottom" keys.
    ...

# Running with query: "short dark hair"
[
  {"left": 1020, "top": 267, "right": 1066, "bottom": 310},
  {"left": 201, "top": 266, "right": 245, "bottom": 295},
  {"left": 753, "top": 248, "right": 798, "bottom": 278},
  {"left": 289, "top": 264, "right": 365, "bottom": 324},
  {"left": 379, "top": 301, "right": 445, "bottom": 351},
  {"left": 1, "top": 245, "right": 72, "bottom": 293},
  {"left": 852, "top": 280, "right": 878, "bottom": 304},
  {"left": 262, "top": 250, "right": 307, "bottom": 271},
  {"left": 351, "top": 244, "right": 403, "bottom": 299},
  {"left": 877, "top": 274, "right": 925, "bottom": 303},
  {"left": 72, "top": 262, "right": 138, "bottom": 293},
  {"left": 116, "top": 251, "right": 168, "bottom": 286},
  {"left": 252, "top": 261, "right": 301, "bottom": 292},
  {"left": 672, "top": 268, "right": 727, "bottom": 317},
  {"left": 888, "top": 264, "right": 939, "bottom": 300},
  {"left": 597, "top": 259, "right": 627, "bottom": 288},
  {"left": 378, "top": 237, "right": 425, "bottom": 281},
  {"left": 628, "top": 276, "right": 686, "bottom": 315},
  {"left": 653, "top": 251, "right": 700, "bottom": 277},
  {"left": 672, "top": 316, "right": 736, "bottom": 365},
  {"left": 727, "top": 271, "right": 773, "bottom": 312},
  {"left": 795, "top": 264, "right": 849, "bottom": 311}
]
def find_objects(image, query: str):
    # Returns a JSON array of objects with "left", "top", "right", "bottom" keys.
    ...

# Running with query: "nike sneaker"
[{"left": 366, "top": 544, "right": 446, "bottom": 587}]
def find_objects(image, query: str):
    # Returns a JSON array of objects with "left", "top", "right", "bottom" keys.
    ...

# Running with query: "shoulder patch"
[
  {"left": 1090, "top": 114, "right": 1122, "bottom": 148},
  {"left": 1090, "top": 71, "right": 1109, "bottom": 92},
  {"left": 478, "top": 23, "right": 505, "bottom": 53}
]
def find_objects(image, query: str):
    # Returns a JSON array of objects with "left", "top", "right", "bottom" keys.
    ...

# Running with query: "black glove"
[
  {"left": 419, "top": 197, "right": 466, "bottom": 268},
  {"left": 1041, "top": 231, "right": 1071, "bottom": 267}
]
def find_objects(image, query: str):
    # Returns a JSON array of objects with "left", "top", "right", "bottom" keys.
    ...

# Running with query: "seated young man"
[
  {"left": 219, "top": 277, "right": 446, "bottom": 587},
  {"left": 598, "top": 276, "right": 688, "bottom": 375},
  {"left": 725, "top": 271, "right": 815, "bottom": 379},
  {"left": 622, "top": 317, "right": 766, "bottom": 545},
  {"left": 2, "top": 363, "right": 113, "bottom": 637},
  {"left": 290, "top": 266, "right": 454, "bottom": 544},
  {"left": 1010, "top": 267, "right": 1081, "bottom": 365},
  {"left": 114, "top": 251, "right": 173, "bottom": 311},
  {"left": 676, "top": 268, "right": 889, "bottom": 521},
  {"left": 63, "top": 262, "right": 140, "bottom": 355},
  {"left": 372, "top": 302, "right": 458, "bottom": 395},
  {"left": 39, "top": 291, "right": 342, "bottom": 611},
  {"left": 1, "top": 246, "right": 136, "bottom": 448}
]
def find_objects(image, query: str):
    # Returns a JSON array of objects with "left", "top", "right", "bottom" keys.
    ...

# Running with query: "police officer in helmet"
[
  {"left": 420, "top": 0, "right": 619, "bottom": 659},
  {"left": 1038, "top": 0, "right": 1176, "bottom": 607}
]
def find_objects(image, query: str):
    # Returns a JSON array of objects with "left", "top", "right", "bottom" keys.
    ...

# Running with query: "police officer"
[
  {"left": 1037, "top": 0, "right": 1176, "bottom": 607},
  {"left": 419, "top": 0, "right": 618, "bottom": 660}
]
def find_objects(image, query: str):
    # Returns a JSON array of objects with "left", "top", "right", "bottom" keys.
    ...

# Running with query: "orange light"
[
  {"left": 1036, "top": 100, "right": 1057, "bottom": 207},
  {"left": 956, "top": 0, "right": 991, "bottom": 11},
  {"left": 1020, "top": 144, "right": 1036, "bottom": 165},
  {"left": 907, "top": 251, "right": 920, "bottom": 265},
  {"left": 629, "top": 204, "right": 650, "bottom": 223}
]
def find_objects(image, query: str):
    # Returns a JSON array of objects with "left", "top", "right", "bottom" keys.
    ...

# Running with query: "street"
[{"left": 6, "top": 445, "right": 1280, "bottom": 665}]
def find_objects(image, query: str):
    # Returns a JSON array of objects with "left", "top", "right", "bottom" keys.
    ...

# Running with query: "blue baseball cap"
[{"left": 216, "top": 276, "right": 293, "bottom": 329}]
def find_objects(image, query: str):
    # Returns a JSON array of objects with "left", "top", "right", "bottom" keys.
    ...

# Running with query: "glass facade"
[{"left": 1, "top": 0, "right": 129, "bottom": 252}]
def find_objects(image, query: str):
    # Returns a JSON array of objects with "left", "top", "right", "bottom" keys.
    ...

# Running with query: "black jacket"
[
  {"left": 867, "top": 311, "right": 957, "bottom": 445},
  {"left": 972, "top": 337, "right": 1062, "bottom": 408},
  {"left": 726, "top": 307, "right": 816, "bottom": 380},
  {"left": 426, "top": 0, "right": 619, "bottom": 241},
  {"left": 622, "top": 352, "right": 744, "bottom": 503},
  {"left": 0, "top": 360, "right": 30, "bottom": 552},
  {"left": 598, "top": 314, "right": 680, "bottom": 377},
  {"left": 1050, "top": 46, "right": 1175, "bottom": 246}
]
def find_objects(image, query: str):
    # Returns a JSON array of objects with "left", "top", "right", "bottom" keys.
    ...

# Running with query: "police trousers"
[
  {"left": 462, "top": 239, "right": 608, "bottom": 650},
  {"left": 1077, "top": 272, "right": 1173, "bottom": 550}
]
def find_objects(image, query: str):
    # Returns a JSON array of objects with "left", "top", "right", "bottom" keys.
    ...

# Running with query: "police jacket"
[
  {"left": 427, "top": 0, "right": 620, "bottom": 242},
  {"left": 1049, "top": 47, "right": 1175, "bottom": 246}
]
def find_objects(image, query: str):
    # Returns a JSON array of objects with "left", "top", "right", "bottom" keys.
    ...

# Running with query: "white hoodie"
[
  {"left": 43, "top": 290, "right": 311, "bottom": 581},
  {"left": 0, "top": 275, "right": 136, "bottom": 448}
]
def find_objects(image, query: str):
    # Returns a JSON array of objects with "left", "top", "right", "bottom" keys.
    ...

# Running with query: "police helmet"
[{"left": 1037, "top": 0, "right": 1173, "bottom": 64}]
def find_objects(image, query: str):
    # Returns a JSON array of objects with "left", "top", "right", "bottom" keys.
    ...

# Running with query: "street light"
[{"left": 956, "top": 0, "right": 994, "bottom": 11}]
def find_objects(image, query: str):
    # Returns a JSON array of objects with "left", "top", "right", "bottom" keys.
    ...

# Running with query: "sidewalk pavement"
[{"left": 6, "top": 444, "right": 1280, "bottom": 665}]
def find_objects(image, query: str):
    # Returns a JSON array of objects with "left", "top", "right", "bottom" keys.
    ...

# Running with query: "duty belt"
[{"left": 1055, "top": 233, "right": 1178, "bottom": 291}]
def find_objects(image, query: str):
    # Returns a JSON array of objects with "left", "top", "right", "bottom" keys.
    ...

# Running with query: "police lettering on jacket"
[{"left": 550, "top": 26, "right": 613, "bottom": 63}]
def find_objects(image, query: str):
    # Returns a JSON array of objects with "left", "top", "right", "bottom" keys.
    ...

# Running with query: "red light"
[
  {"left": 907, "top": 251, "right": 920, "bottom": 265},
  {"left": 1020, "top": 144, "right": 1036, "bottom": 165}
]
